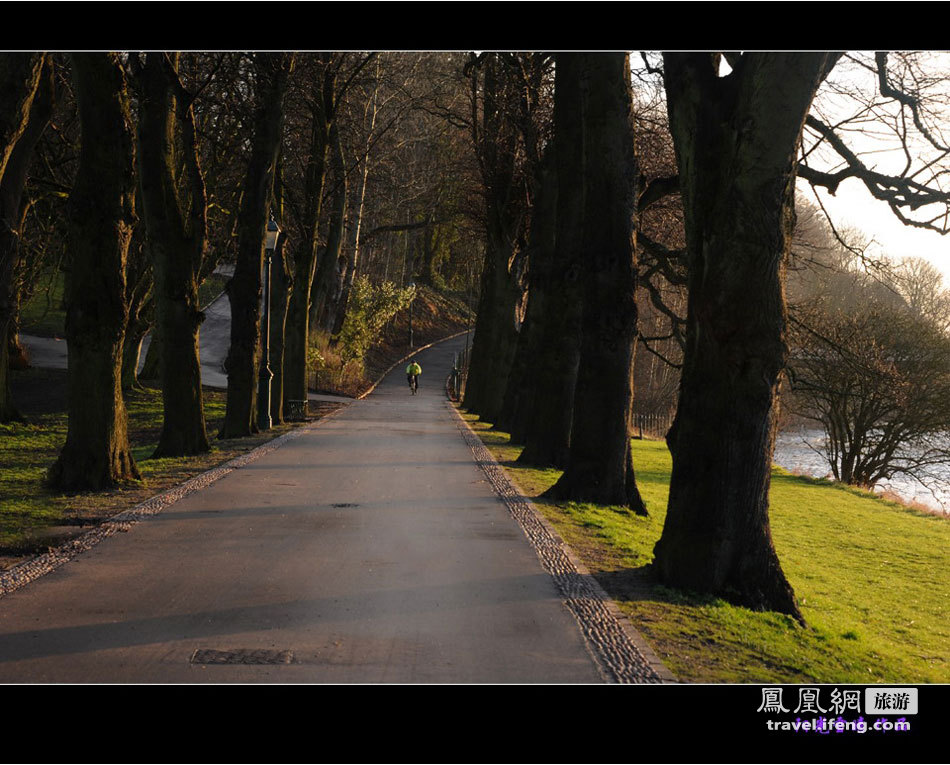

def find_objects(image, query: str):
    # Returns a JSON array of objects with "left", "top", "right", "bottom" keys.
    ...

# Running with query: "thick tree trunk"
[
  {"left": 652, "top": 53, "right": 838, "bottom": 621},
  {"left": 462, "top": 232, "right": 522, "bottom": 423},
  {"left": 0, "top": 53, "right": 47, "bottom": 423},
  {"left": 496, "top": 148, "right": 557, "bottom": 441},
  {"left": 546, "top": 54, "right": 646, "bottom": 514},
  {"left": 517, "top": 56, "right": 585, "bottom": 468},
  {"left": 135, "top": 53, "right": 210, "bottom": 457},
  {"left": 221, "top": 53, "right": 294, "bottom": 438},
  {"left": 49, "top": 53, "right": 140, "bottom": 490},
  {"left": 284, "top": 60, "right": 333, "bottom": 405},
  {"left": 462, "top": 54, "right": 526, "bottom": 423}
]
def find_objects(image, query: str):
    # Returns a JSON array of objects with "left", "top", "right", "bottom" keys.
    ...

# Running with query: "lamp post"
[
  {"left": 408, "top": 280, "right": 416, "bottom": 348},
  {"left": 258, "top": 216, "right": 280, "bottom": 430}
]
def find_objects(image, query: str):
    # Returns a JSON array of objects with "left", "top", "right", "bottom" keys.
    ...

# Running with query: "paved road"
[{"left": 0, "top": 334, "right": 605, "bottom": 683}]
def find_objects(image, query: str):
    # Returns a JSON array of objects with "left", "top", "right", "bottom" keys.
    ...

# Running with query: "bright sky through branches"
[{"left": 802, "top": 51, "right": 950, "bottom": 282}]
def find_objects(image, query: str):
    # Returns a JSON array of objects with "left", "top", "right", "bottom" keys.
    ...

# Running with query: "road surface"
[{"left": 0, "top": 335, "right": 610, "bottom": 683}]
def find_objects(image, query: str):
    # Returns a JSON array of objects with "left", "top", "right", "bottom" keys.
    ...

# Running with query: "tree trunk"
[
  {"left": 0, "top": 53, "right": 47, "bottom": 423},
  {"left": 463, "top": 231, "right": 522, "bottom": 423},
  {"left": 269, "top": 231, "right": 292, "bottom": 423},
  {"left": 328, "top": 65, "right": 380, "bottom": 338},
  {"left": 496, "top": 147, "right": 557, "bottom": 441},
  {"left": 652, "top": 53, "right": 838, "bottom": 621},
  {"left": 517, "top": 55, "right": 585, "bottom": 468},
  {"left": 312, "top": 122, "right": 347, "bottom": 336},
  {"left": 135, "top": 52, "right": 210, "bottom": 457},
  {"left": 284, "top": 59, "right": 333, "bottom": 405},
  {"left": 120, "top": 232, "right": 152, "bottom": 392},
  {"left": 220, "top": 53, "right": 294, "bottom": 439},
  {"left": 546, "top": 54, "right": 646, "bottom": 514},
  {"left": 121, "top": 323, "right": 147, "bottom": 391},
  {"left": 49, "top": 53, "right": 140, "bottom": 490},
  {"left": 462, "top": 55, "right": 527, "bottom": 424}
]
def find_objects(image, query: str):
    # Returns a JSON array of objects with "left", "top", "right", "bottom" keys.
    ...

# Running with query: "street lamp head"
[{"left": 265, "top": 218, "right": 281, "bottom": 252}]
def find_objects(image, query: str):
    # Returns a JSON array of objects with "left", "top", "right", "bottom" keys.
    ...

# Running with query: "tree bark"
[
  {"left": 220, "top": 53, "right": 294, "bottom": 438},
  {"left": 652, "top": 53, "right": 839, "bottom": 621},
  {"left": 0, "top": 54, "right": 49, "bottom": 423},
  {"left": 135, "top": 52, "right": 210, "bottom": 456},
  {"left": 49, "top": 53, "right": 140, "bottom": 490},
  {"left": 463, "top": 231, "right": 522, "bottom": 422},
  {"left": 516, "top": 55, "right": 585, "bottom": 467},
  {"left": 314, "top": 122, "right": 348, "bottom": 335},
  {"left": 496, "top": 146, "right": 557, "bottom": 442},
  {"left": 269, "top": 231, "right": 292, "bottom": 424},
  {"left": 545, "top": 54, "right": 647, "bottom": 514},
  {"left": 327, "top": 61, "right": 380, "bottom": 338},
  {"left": 284, "top": 57, "right": 333, "bottom": 405},
  {"left": 463, "top": 54, "right": 526, "bottom": 423},
  {"left": 120, "top": 229, "right": 152, "bottom": 392}
]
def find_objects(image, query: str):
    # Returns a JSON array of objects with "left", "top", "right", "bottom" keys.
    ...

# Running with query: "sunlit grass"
[{"left": 462, "top": 411, "right": 949, "bottom": 683}]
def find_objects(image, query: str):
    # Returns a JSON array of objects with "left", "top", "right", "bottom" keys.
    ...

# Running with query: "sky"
[
  {"left": 802, "top": 51, "right": 950, "bottom": 283},
  {"left": 802, "top": 179, "right": 950, "bottom": 282}
]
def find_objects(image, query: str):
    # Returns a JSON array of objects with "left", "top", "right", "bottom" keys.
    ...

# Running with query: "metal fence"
[{"left": 633, "top": 411, "right": 674, "bottom": 440}]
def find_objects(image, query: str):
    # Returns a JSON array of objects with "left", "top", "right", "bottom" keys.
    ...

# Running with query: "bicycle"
[{"left": 408, "top": 374, "right": 418, "bottom": 395}]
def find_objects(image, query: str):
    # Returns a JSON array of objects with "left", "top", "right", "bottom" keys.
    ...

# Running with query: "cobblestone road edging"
[{"left": 447, "top": 400, "right": 677, "bottom": 684}]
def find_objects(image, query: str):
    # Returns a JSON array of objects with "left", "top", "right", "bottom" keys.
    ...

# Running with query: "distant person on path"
[{"left": 406, "top": 360, "right": 422, "bottom": 393}]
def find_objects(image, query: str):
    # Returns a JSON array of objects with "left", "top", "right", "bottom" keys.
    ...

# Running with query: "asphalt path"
[{"left": 0, "top": 334, "right": 605, "bottom": 683}]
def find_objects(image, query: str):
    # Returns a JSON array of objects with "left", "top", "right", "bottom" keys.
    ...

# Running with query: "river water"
[{"left": 774, "top": 427, "right": 950, "bottom": 515}]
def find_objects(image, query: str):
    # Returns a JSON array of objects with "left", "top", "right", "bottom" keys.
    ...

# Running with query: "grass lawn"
[{"left": 463, "top": 412, "right": 949, "bottom": 684}]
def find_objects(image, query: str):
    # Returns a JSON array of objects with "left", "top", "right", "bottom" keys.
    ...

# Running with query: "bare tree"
[{"left": 789, "top": 300, "right": 950, "bottom": 488}]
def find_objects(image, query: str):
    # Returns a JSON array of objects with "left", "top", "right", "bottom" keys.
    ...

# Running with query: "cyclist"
[{"left": 406, "top": 359, "right": 422, "bottom": 393}]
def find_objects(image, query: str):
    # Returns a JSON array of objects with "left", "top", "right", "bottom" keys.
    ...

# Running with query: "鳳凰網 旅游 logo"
[{"left": 756, "top": 686, "right": 915, "bottom": 734}]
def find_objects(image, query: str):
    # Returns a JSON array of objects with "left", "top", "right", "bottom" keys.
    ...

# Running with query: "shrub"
[{"left": 336, "top": 277, "right": 415, "bottom": 374}]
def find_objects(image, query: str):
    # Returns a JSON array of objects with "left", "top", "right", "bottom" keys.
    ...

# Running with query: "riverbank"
[{"left": 775, "top": 426, "right": 950, "bottom": 516}]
